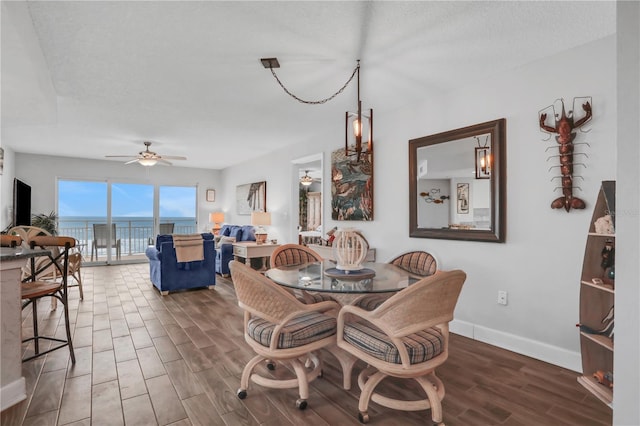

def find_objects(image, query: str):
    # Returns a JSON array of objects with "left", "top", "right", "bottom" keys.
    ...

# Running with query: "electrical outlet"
[{"left": 497, "top": 290, "right": 508, "bottom": 305}]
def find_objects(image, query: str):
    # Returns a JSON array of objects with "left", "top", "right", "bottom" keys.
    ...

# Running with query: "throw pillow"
[{"left": 216, "top": 236, "right": 236, "bottom": 249}]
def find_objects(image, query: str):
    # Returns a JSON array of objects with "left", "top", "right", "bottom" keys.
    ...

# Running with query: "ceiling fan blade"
[
  {"left": 160, "top": 156, "right": 187, "bottom": 160},
  {"left": 124, "top": 159, "right": 140, "bottom": 165}
]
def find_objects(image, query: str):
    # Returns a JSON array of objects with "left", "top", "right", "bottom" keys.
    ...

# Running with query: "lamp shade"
[
  {"left": 251, "top": 211, "right": 271, "bottom": 227},
  {"left": 209, "top": 212, "right": 225, "bottom": 224}
]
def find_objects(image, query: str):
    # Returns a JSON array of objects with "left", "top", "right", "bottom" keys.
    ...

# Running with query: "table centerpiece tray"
[{"left": 324, "top": 267, "right": 376, "bottom": 280}]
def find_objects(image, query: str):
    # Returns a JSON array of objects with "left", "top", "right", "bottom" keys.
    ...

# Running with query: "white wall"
[
  {"left": 13, "top": 154, "right": 222, "bottom": 231},
  {"left": 222, "top": 35, "right": 617, "bottom": 372},
  {"left": 0, "top": 145, "right": 16, "bottom": 230},
  {"left": 614, "top": 1, "right": 639, "bottom": 424}
]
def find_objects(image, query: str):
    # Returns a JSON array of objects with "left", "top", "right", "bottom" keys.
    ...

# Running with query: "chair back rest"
[
  {"left": 229, "top": 260, "right": 303, "bottom": 324},
  {"left": 1, "top": 234, "right": 22, "bottom": 247},
  {"left": 159, "top": 223, "right": 175, "bottom": 234},
  {"left": 389, "top": 251, "right": 438, "bottom": 276},
  {"left": 93, "top": 223, "right": 117, "bottom": 246},
  {"left": 8, "top": 226, "right": 51, "bottom": 247},
  {"left": 372, "top": 269, "right": 466, "bottom": 337},
  {"left": 271, "top": 244, "right": 322, "bottom": 267},
  {"left": 27, "top": 236, "right": 76, "bottom": 282}
]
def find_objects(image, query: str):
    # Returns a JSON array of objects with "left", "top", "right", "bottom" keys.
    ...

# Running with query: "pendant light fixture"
[
  {"left": 345, "top": 60, "right": 373, "bottom": 163},
  {"left": 475, "top": 135, "right": 491, "bottom": 179},
  {"left": 300, "top": 170, "right": 313, "bottom": 186},
  {"left": 261, "top": 58, "right": 373, "bottom": 164}
]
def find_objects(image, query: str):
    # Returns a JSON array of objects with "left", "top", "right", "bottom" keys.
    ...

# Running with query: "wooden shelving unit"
[{"left": 578, "top": 181, "right": 615, "bottom": 408}]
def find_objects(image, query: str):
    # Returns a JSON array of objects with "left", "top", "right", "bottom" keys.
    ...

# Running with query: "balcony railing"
[{"left": 58, "top": 218, "right": 197, "bottom": 260}]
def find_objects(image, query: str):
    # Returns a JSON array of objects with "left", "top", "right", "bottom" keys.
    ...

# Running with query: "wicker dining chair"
[
  {"left": 336, "top": 269, "right": 466, "bottom": 425},
  {"left": 271, "top": 244, "right": 337, "bottom": 304},
  {"left": 229, "top": 260, "right": 339, "bottom": 409},
  {"left": 389, "top": 250, "right": 438, "bottom": 276},
  {"left": 354, "top": 250, "right": 438, "bottom": 311},
  {"left": 22, "top": 236, "right": 77, "bottom": 363}
]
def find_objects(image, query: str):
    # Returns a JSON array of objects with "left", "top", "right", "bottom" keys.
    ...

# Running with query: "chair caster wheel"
[
  {"left": 266, "top": 362, "right": 276, "bottom": 371},
  {"left": 296, "top": 399, "right": 307, "bottom": 410},
  {"left": 358, "top": 412, "right": 370, "bottom": 423},
  {"left": 237, "top": 389, "right": 247, "bottom": 400}
]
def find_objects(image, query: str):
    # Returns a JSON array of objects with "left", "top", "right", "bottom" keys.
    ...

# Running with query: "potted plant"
[{"left": 31, "top": 211, "right": 58, "bottom": 235}]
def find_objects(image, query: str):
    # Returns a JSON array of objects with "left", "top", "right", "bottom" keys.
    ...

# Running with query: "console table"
[
  {"left": 307, "top": 244, "right": 376, "bottom": 262},
  {"left": 233, "top": 242, "right": 280, "bottom": 270}
]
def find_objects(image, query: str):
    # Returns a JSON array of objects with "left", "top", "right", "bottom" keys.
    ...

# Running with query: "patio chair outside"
[{"left": 91, "top": 223, "right": 121, "bottom": 261}]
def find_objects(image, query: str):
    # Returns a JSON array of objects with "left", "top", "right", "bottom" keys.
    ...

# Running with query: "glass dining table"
[
  {"left": 266, "top": 260, "right": 423, "bottom": 305},
  {"left": 266, "top": 260, "right": 425, "bottom": 389}
]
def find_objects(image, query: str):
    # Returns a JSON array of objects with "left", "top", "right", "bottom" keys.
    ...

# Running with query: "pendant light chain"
[{"left": 268, "top": 62, "right": 360, "bottom": 105}]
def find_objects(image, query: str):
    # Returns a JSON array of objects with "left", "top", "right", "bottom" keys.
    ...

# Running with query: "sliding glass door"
[
  {"left": 58, "top": 179, "right": 197, "bottom": 264},
  {"left": 112, "top": 183, "right": 154, "bottom": 260},
  {"left": 159, "top": 186, "right": 197, "bottom": 236}
]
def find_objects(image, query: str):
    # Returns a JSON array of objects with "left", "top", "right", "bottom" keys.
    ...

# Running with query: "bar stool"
[
  {"left": 1, "top": 234, "right": 22, "bottom": 248},
  {"left": 22, "top": 236, "right": 76, "bottom": 363}
]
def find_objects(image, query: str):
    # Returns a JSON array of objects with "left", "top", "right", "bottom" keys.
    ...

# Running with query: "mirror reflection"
[
  {"left": 409, "top": 119, "right": 506, "bottom": 243},
  {"left": 416, "top": 133, "right": 492, "bottom": 230}
]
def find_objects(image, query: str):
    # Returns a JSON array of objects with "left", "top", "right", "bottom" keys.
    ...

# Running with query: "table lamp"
[
  {"left": 209, "top": 212, "right": 225, "bottom": 235},
  {"left": 251, "top": 211, "right": 271, "bottom": 244}
]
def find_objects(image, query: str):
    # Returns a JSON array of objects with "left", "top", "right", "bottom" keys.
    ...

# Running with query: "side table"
[{"left": 232, "top": 242, "right": 281, "bottom": 271}]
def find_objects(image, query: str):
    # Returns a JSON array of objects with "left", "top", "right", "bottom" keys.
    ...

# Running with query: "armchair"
[
  {"left": 336, "top": 269, "right": 466, "bottom": 425},
  {"left": 145, "top": 233, "right": 216, "bottom": 295},
  {"left": 215, "top": 225, "right": 256, "bottom": 276},
  {"left": 229, "top": 260, "right": 339, "bottom": 409}
]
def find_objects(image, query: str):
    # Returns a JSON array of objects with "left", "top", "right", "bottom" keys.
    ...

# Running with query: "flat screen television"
[{"left": 13, "top": 178, "right": 31, "bottom": 226}]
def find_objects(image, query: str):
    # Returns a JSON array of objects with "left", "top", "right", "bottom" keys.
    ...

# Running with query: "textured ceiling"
[{"left": 1, "top": 1, "right": 616, "bottom": 169}]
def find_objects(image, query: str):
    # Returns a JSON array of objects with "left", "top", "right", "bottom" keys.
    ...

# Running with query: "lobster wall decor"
[{"left": 539, "top": 97, "right": 593, "bottom": 212}]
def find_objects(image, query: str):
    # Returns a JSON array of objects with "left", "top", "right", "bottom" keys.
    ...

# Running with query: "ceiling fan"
[
  {"left": 105, "top": 142, "right": 187, "bottom": 166},
  {"left": 300, "top": 170, "right": 321, "bottom": 186}
]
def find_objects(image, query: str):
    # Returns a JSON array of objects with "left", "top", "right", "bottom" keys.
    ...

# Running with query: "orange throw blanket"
[{"left": 173, "top": 234, "right": 204, "bottom": 263}]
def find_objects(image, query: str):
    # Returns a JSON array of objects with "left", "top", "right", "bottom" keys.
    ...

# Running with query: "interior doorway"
[{"left": 291, "top": 154, "right": 323, "bottom": 245}]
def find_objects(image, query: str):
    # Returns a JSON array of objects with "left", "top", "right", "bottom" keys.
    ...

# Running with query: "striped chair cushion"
[
  {"left": 300, "top": 291, "right": 338, "bottom": 304},
  {"left": 343, "top": 322, "right": 444, "bottom": 364},
  {"left": 273, "top": 250, "right": 318, "bottom": 266},
  {"left": 353, "top": 294, "right": 392, "bottom": 311},
  {"left": 247, "top": 312, "right": 336, "bottom": 349},
  {"left": 391, "top": 252, "right": 437, "bottom": 276}
]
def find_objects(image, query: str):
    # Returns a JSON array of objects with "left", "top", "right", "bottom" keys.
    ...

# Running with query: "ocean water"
[{"left": 58, "top": 216, "right": 196, "bottom": 255}]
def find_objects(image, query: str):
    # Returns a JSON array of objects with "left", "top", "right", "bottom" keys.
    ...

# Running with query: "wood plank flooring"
[{"left": 2, "top": 263, "right": 612, "bottom": 425}]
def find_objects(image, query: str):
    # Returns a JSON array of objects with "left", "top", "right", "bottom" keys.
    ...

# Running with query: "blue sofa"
[
  {"left": 145, "top": 233, "right": 216, "bottom": 295},
  {"left": 215, "top": 225, "right": 256, "bottom": 276}
]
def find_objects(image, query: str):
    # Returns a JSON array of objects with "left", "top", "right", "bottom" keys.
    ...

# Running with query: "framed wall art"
[
  {"left": 236, "top": 181, "right": 266, "bottom": 215},
  {"left": 206, "top": 189, "right": 215, "bottom": 202},
  {"left": 457, "top": 183, "right": 469, "bottom": 214},
  {"left": 331, "top": 148, "right": 373, "bottom": 221}
]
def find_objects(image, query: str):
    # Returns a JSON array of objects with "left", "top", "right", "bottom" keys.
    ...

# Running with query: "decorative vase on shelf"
[
  {"left": 332, "top": 228, "right": 368, "bottom": 272},
  {"left": 607, "top": 266, "right": 615, "bottom": 281}
]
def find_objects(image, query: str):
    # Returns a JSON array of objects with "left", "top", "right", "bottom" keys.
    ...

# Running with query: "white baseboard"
[
  {"left": 1, "top": 377, "right": 26, "bottom": 411},
  {"left": 450, "top": 319, "right": 582, "bottom": 372}
]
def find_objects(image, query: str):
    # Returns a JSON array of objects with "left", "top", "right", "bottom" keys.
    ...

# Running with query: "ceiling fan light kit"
[{"left": 300, "top": 170, "right": 314, "bottom": 186}]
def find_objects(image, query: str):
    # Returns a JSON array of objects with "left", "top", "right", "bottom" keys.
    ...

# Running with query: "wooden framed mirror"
[{"left": 409, "top": 118, "right": 506, "bottom": 242}]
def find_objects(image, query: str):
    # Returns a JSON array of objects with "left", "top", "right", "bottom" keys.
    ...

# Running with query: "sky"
[{"left": 58, "top": 180, "right": 196, "bottom": 218}]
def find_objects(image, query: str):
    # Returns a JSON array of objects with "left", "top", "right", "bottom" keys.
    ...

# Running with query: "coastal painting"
[
  {"left": 236, "top": 181, "right": 266, "bottom": 215},
  {"left": 331, "top": 148, "right": 373, "bottom": 221}
]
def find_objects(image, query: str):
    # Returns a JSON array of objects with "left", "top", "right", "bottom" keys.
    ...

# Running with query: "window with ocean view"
[{"left": 58, "top": 180, "right": 197, "bottom": 262}]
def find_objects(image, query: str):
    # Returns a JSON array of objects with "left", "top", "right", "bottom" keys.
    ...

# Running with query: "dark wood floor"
[{"left": 2, "top": 263, "right": 612, "bottom": 425}]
